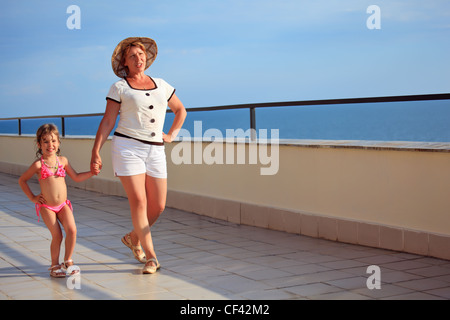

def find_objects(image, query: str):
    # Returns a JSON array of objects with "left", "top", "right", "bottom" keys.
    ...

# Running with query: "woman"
[{"left": 91, "top": 37, "right": 186, "bottom": 274}]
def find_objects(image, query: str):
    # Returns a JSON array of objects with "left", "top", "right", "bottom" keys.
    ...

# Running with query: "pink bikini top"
[{"left": 39, "top": 157, "right": 66, "bottom": 181}]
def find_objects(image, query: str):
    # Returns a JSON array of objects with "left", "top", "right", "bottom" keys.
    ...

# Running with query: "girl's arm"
[
  {"left": 91, "top": 99, "right": 120, "bottom": 174},
  {"left": 62, "top": 157, "right": 93, "bottom": 183},
  {"left": 18, "top": 161, "right": 45, "bottom": 204},
  {"left": 163, "top": 93, "right": 187, "bottom": 143}
]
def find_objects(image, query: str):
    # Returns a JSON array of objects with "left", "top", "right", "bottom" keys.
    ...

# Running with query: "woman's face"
[{"left": 123, "top": 45, "right": 147, "bottom": 75}]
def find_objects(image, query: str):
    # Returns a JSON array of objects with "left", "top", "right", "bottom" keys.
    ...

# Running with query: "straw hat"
[{"left": 111, "top": 37, "right": 158, "bottom": 78}]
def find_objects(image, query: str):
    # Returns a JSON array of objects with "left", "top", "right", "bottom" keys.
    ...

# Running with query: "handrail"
[{"left": 1, "top": 93, "right": 449, "bottom": 137}]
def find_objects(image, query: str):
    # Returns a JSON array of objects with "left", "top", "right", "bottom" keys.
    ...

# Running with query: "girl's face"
[
  {"left": 38, "top": 133, "right": 60, "bottom": 157},
  {"left": 123, "top": 46, "right": 147, "bottom": 75}
]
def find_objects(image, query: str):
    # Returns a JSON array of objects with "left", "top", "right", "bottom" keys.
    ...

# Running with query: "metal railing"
[{"left": 1, "top": 93, "right": 449, "bottom": 138}]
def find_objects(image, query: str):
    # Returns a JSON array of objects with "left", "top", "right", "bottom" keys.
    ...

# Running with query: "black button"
[
  {"left": 151, "top": 132, "right": 156, "bottom": 137},
  {"left": 146, "top": 93, "right": 150, "bottom": 96},
  {"left": 148, "top": 105, "right": 154, "bottom": 109},
  {"left": 150, "top": 119, "right": 155, "bottom": 123}
]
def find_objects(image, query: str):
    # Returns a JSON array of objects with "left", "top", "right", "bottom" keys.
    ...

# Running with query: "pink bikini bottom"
[{"left": 35, "top": 200, "right": 72, "bottom": 222}]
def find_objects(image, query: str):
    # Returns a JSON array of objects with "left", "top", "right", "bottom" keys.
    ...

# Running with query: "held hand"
[
  {"left": 90, "top": 154, "right": 102, "bottom": 175},
  {"left": 92, "top": 163, "right": 101, "bottom": 175},
  {"left": 92, "top": 162, "right": 102, "bottom": 175}
]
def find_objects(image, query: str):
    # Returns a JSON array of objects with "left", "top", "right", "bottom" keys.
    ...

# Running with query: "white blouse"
[{"left": 106, "top": 76, "right": 175, "bottom": 143}]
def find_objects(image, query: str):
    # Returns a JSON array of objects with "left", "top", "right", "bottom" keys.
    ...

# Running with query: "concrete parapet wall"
[{"left": 1, "top": 135, "right": 449, "bottom": 260}]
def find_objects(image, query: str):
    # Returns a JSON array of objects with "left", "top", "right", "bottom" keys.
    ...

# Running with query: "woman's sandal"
[
  {"left": 121, "top": 233, "right": 146, "bottom": 263},
  {"left": 142, "top": 258, "right": 161, "bottom": 274},
  {"left": 61, "top": 260, "right": 80, "bottom": 276},
  {"left": 49, "top": 264, "right": 66, "bottom": 278}
]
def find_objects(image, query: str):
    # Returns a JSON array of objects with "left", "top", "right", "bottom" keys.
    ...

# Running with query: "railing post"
[
  {"left": 61, "top": 117, "right": 65, "bottom": 137},
  {"left": 250, "top": 107, "right": 256, "bottom": 141},
  {"left": 18, "top": 119, "right": 22, "bottom": 136}
]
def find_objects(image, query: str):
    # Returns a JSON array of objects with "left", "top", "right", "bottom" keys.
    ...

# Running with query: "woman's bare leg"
[
  {"left": 119, "top": 174, "right": 154, "bottom": 263},
  {"left": 145, "top": 175, "right": 167, "bottom": 227}
]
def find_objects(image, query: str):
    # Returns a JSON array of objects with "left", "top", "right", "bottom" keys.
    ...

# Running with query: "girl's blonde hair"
[{"left": 35, "top": 123, "right": 61, "bottom": 158}]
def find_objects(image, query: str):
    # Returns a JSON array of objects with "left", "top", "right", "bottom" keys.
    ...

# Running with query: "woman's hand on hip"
[{"left": 162, "top": 132, "right": 173, "bottom": 143}]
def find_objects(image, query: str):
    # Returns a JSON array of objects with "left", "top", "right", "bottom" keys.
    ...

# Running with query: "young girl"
[{"left": 18, "top": 124, "right": 94, "bottom": 278}]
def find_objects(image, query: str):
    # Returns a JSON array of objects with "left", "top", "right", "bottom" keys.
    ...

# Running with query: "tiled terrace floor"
[{"left": 1, "top": 172, "right": 449, "bottom": 300}]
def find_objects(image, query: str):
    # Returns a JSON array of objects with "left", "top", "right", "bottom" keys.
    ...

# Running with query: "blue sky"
[{"left": 0, "top": 0, "right": 449, "bottom": 118}]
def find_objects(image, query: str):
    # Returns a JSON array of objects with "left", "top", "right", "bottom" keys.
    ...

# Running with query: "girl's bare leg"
[
  {"left": 40, "top": 208, "right": 63, "bottom": 266},
  {"left": 57, "top": 205, "right": 77, "bottom": 263}
]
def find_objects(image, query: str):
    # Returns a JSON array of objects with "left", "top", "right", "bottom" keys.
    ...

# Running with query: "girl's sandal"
[
  {"left": 49, "top": 264, "right": 66, "bottom": 278},
  {"left": 121, "top": 232, "right": 146, "bottom": 263},
  {"left": 61, "top": 259, "right": 80, "bottom": 276},
  {"left": 142, "top": 258, "right": 161, "bottom": 274}
]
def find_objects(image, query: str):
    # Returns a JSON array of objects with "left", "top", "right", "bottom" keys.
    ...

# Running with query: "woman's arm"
[
  {"left": 163, "top": 93, "right": 187, "bottom": 143},
  {"left": 91, "top": 99, "right": 120, "bottom": 174}
]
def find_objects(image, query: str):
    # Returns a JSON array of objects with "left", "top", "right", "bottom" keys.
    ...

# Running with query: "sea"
[{"left": 1, "top": 100, "right": 449, "bottom": 142}]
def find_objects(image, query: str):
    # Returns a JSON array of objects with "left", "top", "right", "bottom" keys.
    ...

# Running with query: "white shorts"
[{"left": 111, "top": 135, "right": 167, "bottom": 178}]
